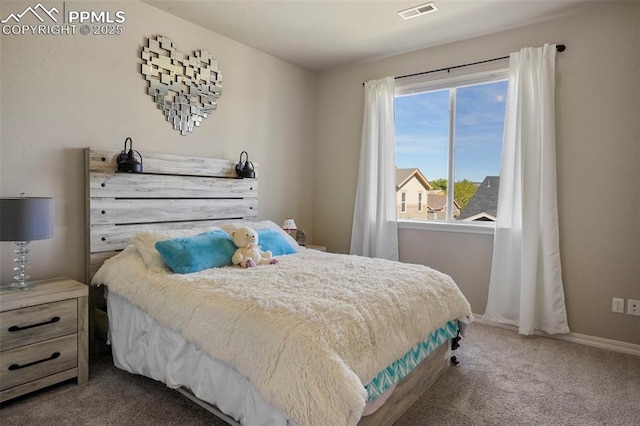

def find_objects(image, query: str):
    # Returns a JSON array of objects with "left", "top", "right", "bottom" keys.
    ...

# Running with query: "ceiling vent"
[{"left": 398, "top": 2, "right": 438, "bottom": 20}]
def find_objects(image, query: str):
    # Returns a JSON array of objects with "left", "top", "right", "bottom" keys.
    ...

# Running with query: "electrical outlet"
[
  {"left": 612, "top": 298, "right": 625, "bottom": 313},
  {"left": 628, "top": 299, "right": 640, "bottom": 316}
]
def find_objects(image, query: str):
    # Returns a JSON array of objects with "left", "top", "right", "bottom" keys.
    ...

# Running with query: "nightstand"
[
  {"left": 0, "top": 277, "right": 88, "bottom": 402},
  {"left": 306, "top": 244, "right": 327, "bottom": 252}
]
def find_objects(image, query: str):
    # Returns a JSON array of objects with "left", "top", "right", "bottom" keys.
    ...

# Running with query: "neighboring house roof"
[
  {"left": 462, "top": 212, "right": 496, "bottom": 221},
  {"left": 458, "top": 176, "right": 500, "bottom": 221},
  {"left": 427, "top": 190, "right": 445, "bottom": 210},
  {"left": 427, "top": 190, "right": 461, "bottom": 214},
  {"left": 426, "top": 190, "right": 446, "bottom": 212},
  {"left": 396, "top": 168, "right": 432, "bottom": 191}
]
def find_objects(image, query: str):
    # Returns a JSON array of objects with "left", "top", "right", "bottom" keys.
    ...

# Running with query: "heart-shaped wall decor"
[{"left": 141, "top": 36, "right": 222, "bottom": 135}]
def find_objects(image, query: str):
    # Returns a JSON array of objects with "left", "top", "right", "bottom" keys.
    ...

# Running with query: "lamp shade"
[
  {"left": 282, "top": 218, "right": 297, "bottom": 231},
  {"left": 0, "top": 197, "right": 53, "bottom": 241}
]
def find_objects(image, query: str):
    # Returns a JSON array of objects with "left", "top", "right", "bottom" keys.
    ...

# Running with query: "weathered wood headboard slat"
[
  {"left": 87, "top": 148, "right": 258, "bottom": 177},
  {"left": 89, "top": 219, "right": 239, "bottom": 253},
  {"left": 89, "top": 172, "right": 258, "bottom": 198},
  {"left": 90, "top": 198, "right": 257, "bottom": 225}
]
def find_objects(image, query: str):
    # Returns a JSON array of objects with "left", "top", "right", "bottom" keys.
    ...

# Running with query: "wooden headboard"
[
  {"left": 85, "top": 148, "right": 258, "bottom": 345},
  {"left": 85, "top": 148, "right": 258, "bottom": 282}
]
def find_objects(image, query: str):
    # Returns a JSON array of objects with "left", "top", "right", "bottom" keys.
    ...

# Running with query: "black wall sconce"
[
  {"left": 235, "top": 151, "right": 255, "bottom": 178},
  {"left": 116, "top": 137, "right": 143, "bottom": 173}
]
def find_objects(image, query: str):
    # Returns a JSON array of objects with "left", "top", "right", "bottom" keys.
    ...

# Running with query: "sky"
[{"left": 395, "top": 79, "right": 508, "bottom": 183}]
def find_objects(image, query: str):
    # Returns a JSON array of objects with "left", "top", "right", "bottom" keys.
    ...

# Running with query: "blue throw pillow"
[
  {"left": 155, "top": 230, "right": 236, "bottom": 274},
  {"left": 257, "top": 228, "right": 296, "bottom": 256}
]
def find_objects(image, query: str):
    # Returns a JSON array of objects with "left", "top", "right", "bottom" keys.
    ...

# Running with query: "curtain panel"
[
  {"left": 484, "top": 44, "right": 570, "bottom": 335},
  {"left": 350, "top": 77, "right": 399, "bottom": 261}
]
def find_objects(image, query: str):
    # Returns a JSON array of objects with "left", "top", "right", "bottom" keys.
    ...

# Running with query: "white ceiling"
[{"left": 142, "top": 0, "right": 592, "bottom": 72}]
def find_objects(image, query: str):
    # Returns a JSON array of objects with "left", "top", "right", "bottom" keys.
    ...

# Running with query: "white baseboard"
[{"left": 473, "top": 314, "right": 640, "bottom": 357}]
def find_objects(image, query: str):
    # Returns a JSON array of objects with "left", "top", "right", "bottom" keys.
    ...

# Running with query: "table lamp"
[
  {"left": 0, "top": 195, "right": 53, "bottom": 289},
  {"left": 282, "top": 218, "right": 297, "bottom": 237}
]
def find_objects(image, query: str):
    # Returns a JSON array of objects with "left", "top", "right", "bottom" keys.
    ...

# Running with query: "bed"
[{"left": 85, "top": 148, "right": 473, "bottom": 426}]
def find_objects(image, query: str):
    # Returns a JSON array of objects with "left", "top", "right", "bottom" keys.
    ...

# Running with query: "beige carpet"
[{"left": 1, "top": 323, "right": 638, "bottom": 425}]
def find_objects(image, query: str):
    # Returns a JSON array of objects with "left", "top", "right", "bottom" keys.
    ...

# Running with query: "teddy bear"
[{"left": 231, "top": 227, "right": 278, "bottom": 268}]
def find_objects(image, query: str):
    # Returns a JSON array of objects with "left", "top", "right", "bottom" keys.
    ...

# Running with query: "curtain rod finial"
[{"left": 556, "top": 44, "right": 566, "bottom": 52}]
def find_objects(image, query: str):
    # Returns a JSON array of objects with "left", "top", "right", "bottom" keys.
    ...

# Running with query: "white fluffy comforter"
[{"left": 93, "top": 246, "right": 472, "bottom": 426}]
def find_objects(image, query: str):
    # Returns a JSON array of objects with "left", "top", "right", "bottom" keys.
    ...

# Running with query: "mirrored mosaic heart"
[{"left": 141, "top": 36, "right": 222, "bottom": 135}]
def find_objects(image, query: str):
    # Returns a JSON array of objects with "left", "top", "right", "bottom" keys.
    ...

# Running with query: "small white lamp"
[
  {"left": 281, "top": 218, "right": 298, "bottom": 237},
  {"left": 0, "top": 194, "right": 53, "bottom": 289}
]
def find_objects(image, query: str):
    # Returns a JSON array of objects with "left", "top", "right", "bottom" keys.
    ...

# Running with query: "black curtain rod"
[{"left": 394, "top": 44, "right": 566, "bottom": 81}]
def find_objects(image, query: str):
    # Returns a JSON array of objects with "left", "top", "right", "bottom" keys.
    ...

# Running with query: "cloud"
[{"left": 395, "top": 134, "right": 447, "bottom": 154}]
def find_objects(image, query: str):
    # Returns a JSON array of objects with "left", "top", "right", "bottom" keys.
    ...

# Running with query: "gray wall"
[
  {"left": 0, "top": 1, "right": 316, "bottom": 284},
  {"left": 313, "top": 2, "right": 640, "bottom": 344}
]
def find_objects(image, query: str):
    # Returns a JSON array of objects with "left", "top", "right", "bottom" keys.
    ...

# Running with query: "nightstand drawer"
[
  {"left": 0, "top": 299, "right": 78, "bottom": 352},
  {"left": 0, "top": 333, "right": 78, "bottom": 391}
]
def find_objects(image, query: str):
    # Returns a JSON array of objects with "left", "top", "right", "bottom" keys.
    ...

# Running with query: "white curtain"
[
  {"left": 484, "top": 44, "right": 570, "bottom": 335},
  {"left": 350, "top": 76, "right": 398, "bottom": 261}
]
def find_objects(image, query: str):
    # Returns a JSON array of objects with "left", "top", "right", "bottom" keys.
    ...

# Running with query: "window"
[
  {"left": 401, "top": 192, "right": 407, "bottom": 213},
  {"left": 395, "top": 69, "right": 508, "bottom": 226},
  {"left": 418, "top": 192, "right": 423, "bottom": 212}
]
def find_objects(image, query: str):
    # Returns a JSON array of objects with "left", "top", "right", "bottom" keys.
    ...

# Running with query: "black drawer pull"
[
  {"left": 8, "top": 352, "right": 61, "bottom": 371},
  {"left": 8, "top": 316, "right": 60, "bottom": 332}
]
